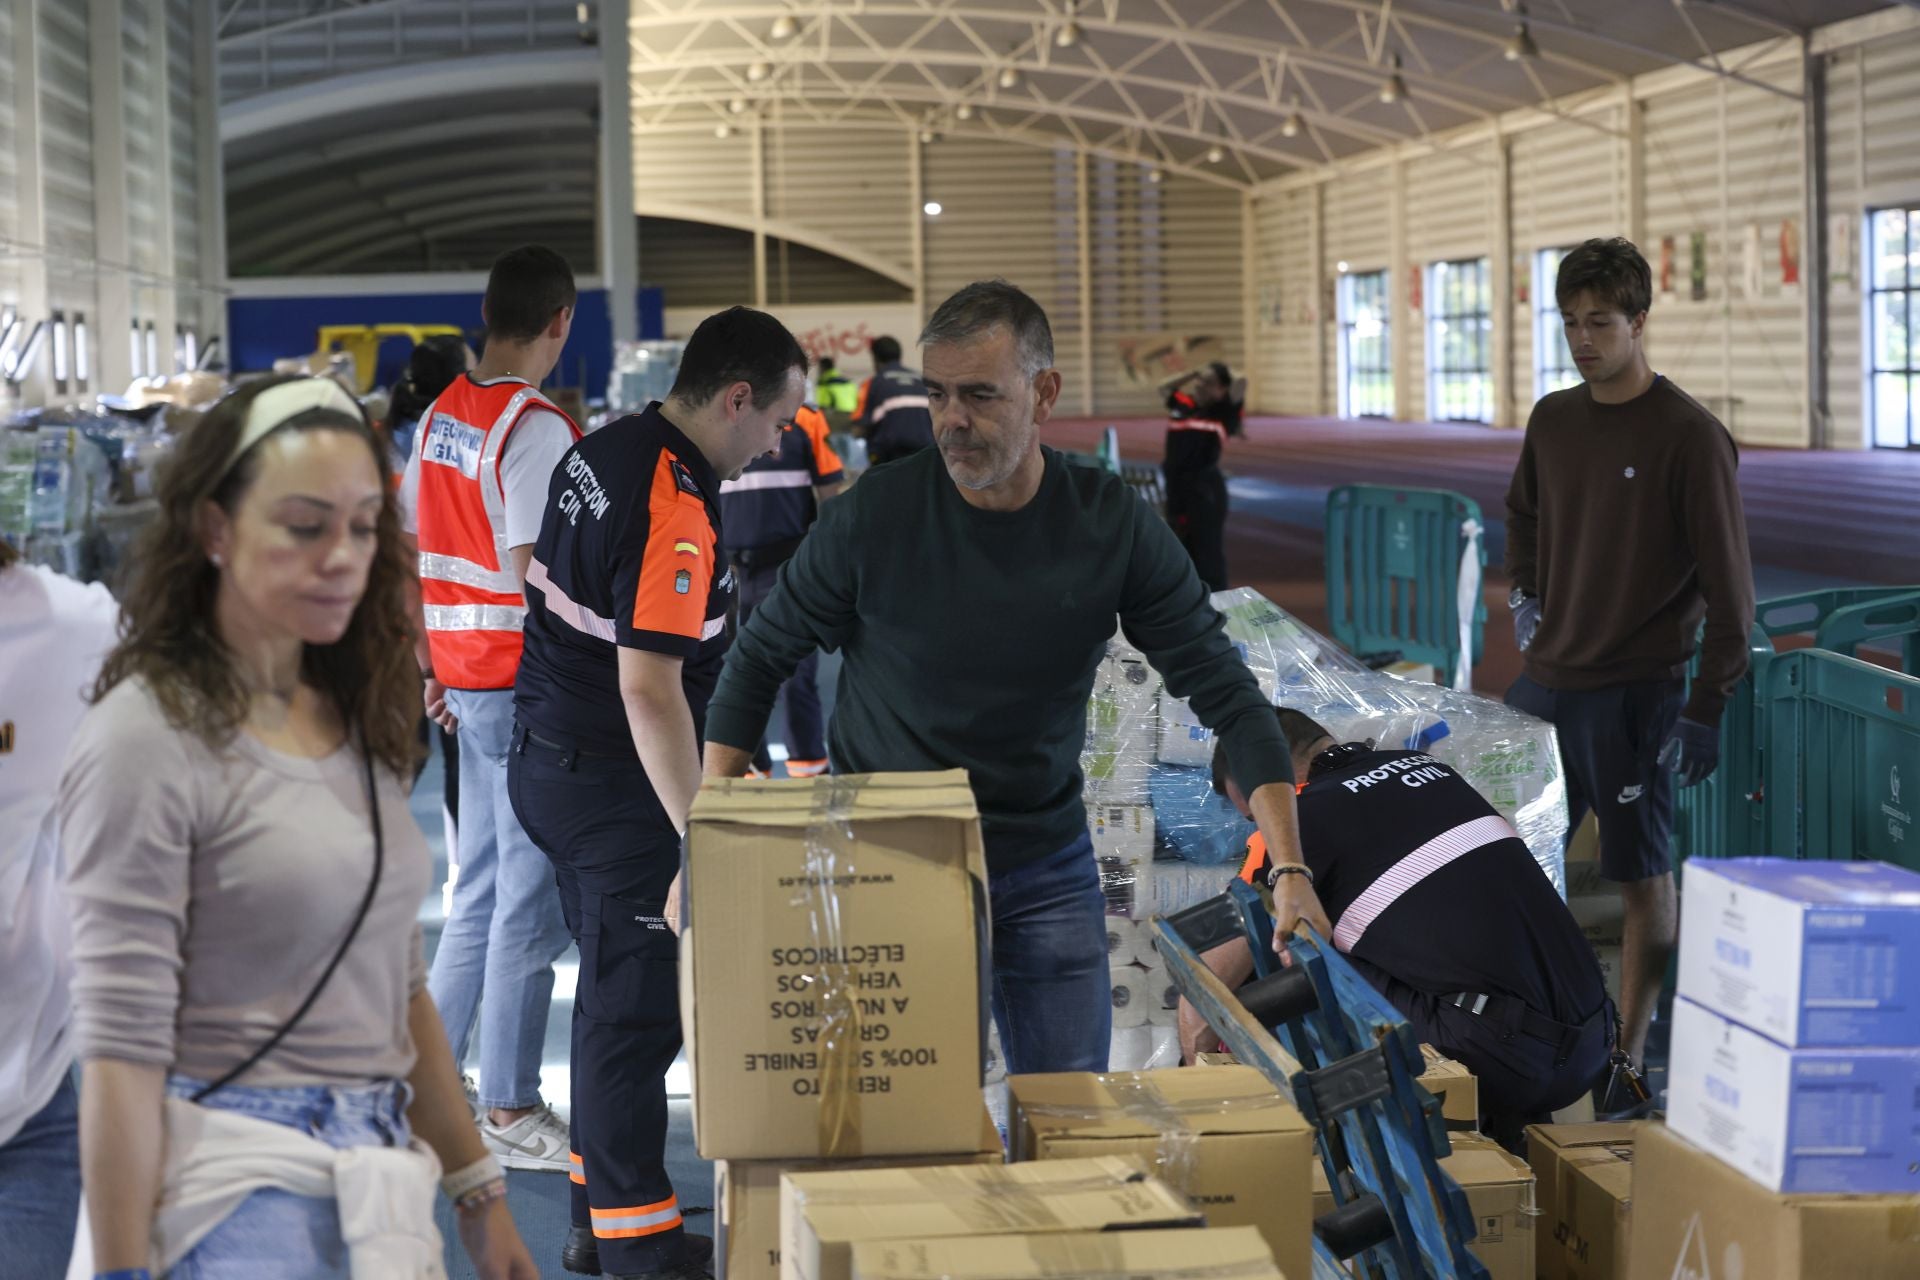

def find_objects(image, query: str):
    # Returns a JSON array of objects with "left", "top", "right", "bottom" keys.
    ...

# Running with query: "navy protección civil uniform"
[{"left": 508, "top": 400, "right": 732, "bottom": 1275}]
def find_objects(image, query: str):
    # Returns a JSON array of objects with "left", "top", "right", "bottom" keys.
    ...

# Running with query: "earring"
[{"left": 209, "top": 552, "right": 224, "bottom": 568}]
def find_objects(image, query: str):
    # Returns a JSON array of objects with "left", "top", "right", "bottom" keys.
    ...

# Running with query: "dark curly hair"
[{"left": 92, "top": 375, "right": 421, "bottom": 776}]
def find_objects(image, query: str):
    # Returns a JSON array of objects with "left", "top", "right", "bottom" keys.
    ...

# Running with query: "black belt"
[
  {"left": 516, "top": 726, "right": 634, "bottom": 761},
  {"left": 731, "top": 537, "right": 804, "bottom": 570},
  {"left": 1442, "top": 991, "right": 1592, "bottom": 1067}
]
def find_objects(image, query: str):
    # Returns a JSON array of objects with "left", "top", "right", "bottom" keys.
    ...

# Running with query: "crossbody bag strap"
[{"left": 191, "top": 748, "right": 386, "bottom": 1103}]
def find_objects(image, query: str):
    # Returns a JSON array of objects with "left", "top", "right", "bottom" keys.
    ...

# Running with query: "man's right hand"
[
  {"left": 1511, "top": 594, "right": 1542, "bottom": 652},
  {"left": 1269, "top": 873, "right": 1334, "bottom": 963},
  {"left": 423, "top": 676, "right": 458, "bottom": 732}
]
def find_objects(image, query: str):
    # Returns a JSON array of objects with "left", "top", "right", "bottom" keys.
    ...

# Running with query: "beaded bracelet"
[
  {"left": 453, "top": 1178, "right": 508, "bottom": 1215},
  {"left": 441, "top": 1152, "right": 505, "bottom": 1202}
]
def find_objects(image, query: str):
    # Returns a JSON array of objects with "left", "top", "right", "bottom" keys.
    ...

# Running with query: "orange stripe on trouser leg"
[
  {"left": 590, "top": 1195, "right": 682, "bottom": 1239},
  {"left": 568, "top": 1152, "right": 586, "bottom": 1185}
]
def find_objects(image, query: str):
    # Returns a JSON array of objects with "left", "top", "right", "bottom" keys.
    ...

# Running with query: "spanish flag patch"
[{"left": 674, "top": 540, "right": 700, "bottom": 557}]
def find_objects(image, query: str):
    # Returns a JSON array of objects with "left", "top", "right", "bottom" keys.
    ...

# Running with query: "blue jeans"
[
  {"left": 430, "top": 687, "right": 573, "bottom": 1110},
  {"left": 0, "top": 1072, "right": 80, "bottom": 1278},
  {"left": 987, "top": 831, "right": 1112, "bottom": 1075},
  {"left": 163, "top": 1075, "right": 413, "bottom": 1280}
]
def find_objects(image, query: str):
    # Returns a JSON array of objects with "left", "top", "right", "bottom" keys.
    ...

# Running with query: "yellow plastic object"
[{"left": 313, "top": 324, "right": 465, "bottom": 393}]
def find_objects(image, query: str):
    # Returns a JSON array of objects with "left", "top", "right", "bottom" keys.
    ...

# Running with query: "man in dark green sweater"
[{"left": 703, "top": 280, "right": 1322, "bottom": 1074}]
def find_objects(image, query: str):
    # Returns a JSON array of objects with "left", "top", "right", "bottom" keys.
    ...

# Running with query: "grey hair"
[{"left": 918, "top": 279, "right": 1055, "bottom": 377}]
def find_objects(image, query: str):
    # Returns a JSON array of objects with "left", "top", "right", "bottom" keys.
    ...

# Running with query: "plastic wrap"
[{"left": 607, "top": 340, "right": 685, "bottom": 414}]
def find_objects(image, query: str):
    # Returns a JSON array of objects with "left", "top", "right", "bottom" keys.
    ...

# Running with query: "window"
[
  {"left": 1870, "top": 208, "right": 1920, "bottom": 449},
  {"left": 1534, "top": 246, "right": 1581, "bottom": 399},
  {"left": 130, "top": 320, "right": 145, "bottom": 378},
  {"left": 144, "top": 322, "right": 159, "bottom": 381},
  {"left": 73, "top": 313, "right": 89, "bottom": 389},
  {"left": 1338, "top": 269, "right": 1392, "bottom": 418},
  {"left": 51, "top": 309, "right": 69, "bottom": 393},
  {"left": 1425, "top": 257, "right": 1492, "bottom": 422},
  {"left": 182, "top": 327, "right": 199, "bottom": 373}
]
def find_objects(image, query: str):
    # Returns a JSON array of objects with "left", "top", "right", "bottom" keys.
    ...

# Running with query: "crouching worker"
[{"left": 1180, "top": 708, "right": 1616, "bottom": 1149}]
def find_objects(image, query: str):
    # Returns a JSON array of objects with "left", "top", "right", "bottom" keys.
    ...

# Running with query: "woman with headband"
[{"left": 59, "top": 376, "right": 537, "bottom": 1279}]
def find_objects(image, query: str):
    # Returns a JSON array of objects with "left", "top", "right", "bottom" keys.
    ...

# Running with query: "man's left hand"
[{"left": 1657, "top": 717, "right": 1719, "bottom": 787}]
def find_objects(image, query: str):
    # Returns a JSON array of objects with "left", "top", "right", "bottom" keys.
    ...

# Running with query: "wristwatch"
[{"left": 1508, "top": 586, "right": 1533, "bottom": 610}]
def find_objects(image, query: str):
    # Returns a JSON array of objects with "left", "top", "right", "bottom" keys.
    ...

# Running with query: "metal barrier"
[
  {"left": 1763, "top": 649, "right": 1920, "bottom": 869},
  {"left": 1324, "top": 485, "right": 1485, "bottom": 689},
  {"left": 1676, "top": 588, "right": 1920, "bottom": 862},
  {"left": 1158, "top": 882, "right": 1490, "bottom": 1279}
]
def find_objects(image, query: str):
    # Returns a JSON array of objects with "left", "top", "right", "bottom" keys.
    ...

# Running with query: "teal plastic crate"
[
  {"left": 1763, "top": 648, "right": 1920, "bottom": 869},
  {"left": 1677, "top": 588, "right": 1920, "bottom": 862},
  {"left": 1325, "top": 485, "right": 1486, "bottom": 688}
]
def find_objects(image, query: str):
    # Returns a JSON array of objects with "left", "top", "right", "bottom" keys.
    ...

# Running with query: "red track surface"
[{"left": 1040, "top": 414, "right": 1920, "bottom": 693}]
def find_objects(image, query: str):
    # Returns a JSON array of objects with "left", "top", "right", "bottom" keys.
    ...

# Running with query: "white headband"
[{"left": 225, "top": 377, "right": 366, "bottom": 475}]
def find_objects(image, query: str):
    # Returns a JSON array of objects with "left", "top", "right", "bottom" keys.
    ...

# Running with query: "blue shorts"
[{"left": 1506, "top": 674, "right": 1683, "bottom": 883}]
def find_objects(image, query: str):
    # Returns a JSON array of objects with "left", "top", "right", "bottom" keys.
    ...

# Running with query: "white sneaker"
[
  {"left": 480, "top": 1102, "right": 573, "bottom": 1173},
  {"left": 461, "top": 1074, "right": 483, "bottom": 1122}
]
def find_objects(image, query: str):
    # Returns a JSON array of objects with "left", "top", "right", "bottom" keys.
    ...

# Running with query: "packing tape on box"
[
  {"left": 791, "top": 1165, "right": 1157, "bottom": 1215},
  {"left": 799, "top": 775, "right": 869, "bottom": 1159},
  {"left": 1020, "top": 1074, "right": 1292, "bottom": 1194},
  {"left": 1110, "top": 966, "right": 1151, "bottom": 1030},
  {"left": 860, "top": 1232, "right": 1280, "bottom": 1280}
]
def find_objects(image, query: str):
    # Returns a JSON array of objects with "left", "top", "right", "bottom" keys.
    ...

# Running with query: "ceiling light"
[
  {"left": 770, "top": 14, "right": 798, "bottom": 40},
  {"left": 576, "top": 2, "right": 589, "bottom": 23},
  {"left": 1281, "top": 108, "right": 1302, "bottom": 138},
  {"left": 1206, "top": 145, "right": 1223, "bottom": 164},
  {"left": 924, "top": 201, "right": 943, "bottom": 216},
  {"left": 1380, "top": 54, "right": 1406, "bottom": 105},
  {"left": 747, "top": 61, "right": 771, "bottom": 82},
  {"left": 1056, "top": 20, "right": 1081, "bottom": 48},
  {"left": 919, "top": 127, "right": 937, "bottom": 143},
  {"left": 999, "top": 66, "right": 1019, "bottom": 89},
  {"left": 1504, "top": 22, "right": 1539, "bottom": 61},
  {"left": 715, "top": 123, "right": 732, "bottom": 138},
  {"left": 956, "top": 102, "right": 974, "bottom": 120},
  {"left": 1336, "top": 260, "right": 1350, "bottom": 273},
  {"left": 1146, "top": 167, "right": 1162, "bottom": 184},
  {"left": 729, "top": 97, "right": 746, "bottom": 114}
]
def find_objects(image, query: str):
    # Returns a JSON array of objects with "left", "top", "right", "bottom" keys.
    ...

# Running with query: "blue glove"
[
  {"left": 1512, "top": 594, "right": 1541, "bottom": 652},
  {"left": 1658, "top": 717, "right": 1720, "bottom": 787}
]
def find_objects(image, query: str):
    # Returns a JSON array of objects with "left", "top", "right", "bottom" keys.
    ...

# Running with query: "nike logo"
[{"left": 1618, "top": 786, "right": 1644, "bottom": 804}]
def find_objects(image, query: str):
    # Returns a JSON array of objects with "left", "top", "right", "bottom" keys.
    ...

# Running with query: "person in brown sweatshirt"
[{"left": 1503, "top": 237, "right": 1756, "bottom": 1089}]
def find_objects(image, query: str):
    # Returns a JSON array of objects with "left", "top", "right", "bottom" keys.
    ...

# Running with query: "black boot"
[
  {"left": 596, "top": 1234, "right": 714, "bottom": 1280},
  {"left": 562, "top": 1225, "right": 602, "bottom": 1276}
]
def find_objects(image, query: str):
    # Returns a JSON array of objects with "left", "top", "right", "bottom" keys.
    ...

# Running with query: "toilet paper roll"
[
  {"left": 1110, "top": 964, "right": 1151, "bottom": 1030},
  {"left": 1105, "top": 917, "right": 1153, "bottom": 967},
  {"left": 1145, "top": 1025, "right": 1181, "bottom": 1069},
  {"left": 1109, "top": 1025, "right": 1155, "bottom": 1072}
]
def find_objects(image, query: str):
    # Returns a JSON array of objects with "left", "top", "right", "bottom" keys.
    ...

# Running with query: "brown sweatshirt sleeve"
[
  {"left": 1504, "top": 413, "right": 1540, "bottom": 596},
  {"left": 1677, "top": 426, "right": 1757, "bottom": 727}
]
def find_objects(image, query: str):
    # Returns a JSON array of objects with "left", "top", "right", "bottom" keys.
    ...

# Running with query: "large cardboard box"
[
  {"left": 1526, "top": 1123, "right": 1635, "bottom": 1280},
  {"left": 714, "top": 1107, "right": 1003, "bottom": 1280},
  {"left": 779, "top": 1155, "right": 1202, "bottom": 1280},
  {"left": 1628, "top": 1120, "right": 1920, "bottom": 1280},
  {"left": 849, "top": 1227, "right": 1281, "bottom": 1280},
  {"left": 1006, "top": 1066, "right": 1313, "bottom": 1280},
  {"left": 1310, "top": 1131, "right": 1535, "bottom": 1280},
  {"left": 683, "top": 772, "right": 989, "bottom": 1161},
  {"left": 1667, "top": 996, "right": 1920, "bottom": 1193},
  {"left": 1677, "top": 857, "right": 1920, "bottom": 1047},
  {"left": 1418, "top": 1044, "right": 1478, "bottom": 1126}
]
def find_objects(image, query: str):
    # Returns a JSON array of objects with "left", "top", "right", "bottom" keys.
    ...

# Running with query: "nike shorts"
[{"left": 1505, "top": 674, "right": 1684, "bottom": 883}]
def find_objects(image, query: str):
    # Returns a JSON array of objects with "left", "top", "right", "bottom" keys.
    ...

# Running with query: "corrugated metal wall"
[
  {"left": 1250, "top": 184, "right": 1319, "bottom": 414},
  {"left": 2, "top": 0, "right": 218, "bottom": 405},
  {"left": 1825, "top": 26, "right": 1920, "bottom": 450}
]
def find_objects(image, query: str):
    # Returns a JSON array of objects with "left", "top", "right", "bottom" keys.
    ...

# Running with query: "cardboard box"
[
  {"left": 1194, "top": 1051, "right": 1238, "bottom": 1067},
  {"left": 1311, "top": 1131, "right": 1536, "bottom": 1280},
  {"left": 780, "top": 1155, "right": 1202, "bottom": 1280},
  {"left": 1006, "top": 1066, "right": 1314, "bottom": 1280},
  {"left": 1667, "top": 996, "right": 1920, "bottom": 1193},
  {"left": 1628, "top": 1120, "right": 1920, "bottom": 1280},
  {"left": 849, "top": 1227, "right": 1281, "bottom": 1280},
  {"left": 1526, "top": 1122, "right": 1636, "bottom": 1280},
  {"left": 1418, "top": 1044, "right": 1479, "bottom": 1127},
  {"left": 1677, "top": 857, "right": 1920, "bottom": 1047},
  {"left": 683, "top": 771, "right": 989, "bottom": 1160},
  {"left": 1088, "top": 804, "right": 1155, "bottom": 862},
  {"left": 715, "top": 1107, "right": 1002, "bottom": 1280}
]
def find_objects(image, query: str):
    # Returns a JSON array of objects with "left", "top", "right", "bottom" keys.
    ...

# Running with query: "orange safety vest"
[
  {"left": 1237, "top": 832, "right": 1268, "bottom": 886},
  {"left": 415, "top": 376, "right": 581, "bottom": 690}
]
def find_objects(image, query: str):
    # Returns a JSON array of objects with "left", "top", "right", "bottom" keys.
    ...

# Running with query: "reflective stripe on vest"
[{"left": 416, "top": 378, "right": 580, "bottom": 688}]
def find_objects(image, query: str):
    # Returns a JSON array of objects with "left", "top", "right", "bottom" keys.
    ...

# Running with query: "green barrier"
[
  {"left": 1324, "top": 485, "right": 1485, "bottom": 688},
  {"left": 1763, "top": 648, "right": 1920, "bottom": 869},
  {"left": 1676, "top": 588, "right": 1920, "bottom": 862}
]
